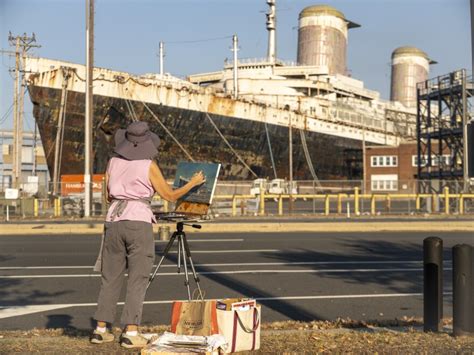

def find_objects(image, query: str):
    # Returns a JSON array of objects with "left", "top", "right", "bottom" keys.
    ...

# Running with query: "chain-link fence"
[{"left": 1, "top": 179, "right": 474, "bottom": 219}]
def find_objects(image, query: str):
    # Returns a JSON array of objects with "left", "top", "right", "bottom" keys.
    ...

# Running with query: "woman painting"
[{"left": 90, "top": 121, "right": 204, "bottom": 348}]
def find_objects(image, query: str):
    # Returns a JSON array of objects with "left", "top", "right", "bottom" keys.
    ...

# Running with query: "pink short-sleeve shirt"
[{"left": 105, "top": 157, "right": 155, "bottom": 223}]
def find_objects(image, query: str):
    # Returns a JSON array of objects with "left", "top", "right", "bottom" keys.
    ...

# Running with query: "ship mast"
[
  {"left": 266, "top": 0, "right": 276, "bottom": 64},
  {"left": 159, "top": 41, "right": 164, "bottom": 75},
  {"left": 231, "top": 35, "right": 239, "bottom": 99}
]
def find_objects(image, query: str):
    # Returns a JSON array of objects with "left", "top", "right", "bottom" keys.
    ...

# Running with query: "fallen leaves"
[{"left": 0, "top": 318, "right": 472, "bottom": 354}]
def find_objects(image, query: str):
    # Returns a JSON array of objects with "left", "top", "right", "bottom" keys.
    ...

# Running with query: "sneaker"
[
  {"left": 90, "top": 329, "right": 115, "bottom": 344},
  {"left": 120, "top": 333, "right": 149, "bottom": 349}
]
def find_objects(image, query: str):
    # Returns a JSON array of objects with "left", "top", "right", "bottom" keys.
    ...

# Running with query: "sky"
[{"left": 0, "top": 0, "right": 471, "bottom": 131}]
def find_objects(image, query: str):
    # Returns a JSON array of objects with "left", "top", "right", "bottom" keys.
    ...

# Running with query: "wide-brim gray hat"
[{"left": 114, "top": 121, "right": 160, "bottom": 160}]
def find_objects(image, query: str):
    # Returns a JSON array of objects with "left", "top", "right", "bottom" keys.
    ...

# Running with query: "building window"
[
  {"left": 412, "top": 155, "right": 426, "bottom": 167},
  {"left": 22, "top": 147, "right": 33, "bottom": 164},
  {"left": 371, "top": 174, "right": 398, "bottom": 191},
  {"left": 2, "top": 144, "right": 11, "bottom": 155},
  {"left": 412, "top": 154, "right": 451, "bottom": 167},
  {"left": 2, "top": 175, "right": 12, "bottom": 189},
  {"left": 370, "top": 155, "right": 398, "bottom": 167}
]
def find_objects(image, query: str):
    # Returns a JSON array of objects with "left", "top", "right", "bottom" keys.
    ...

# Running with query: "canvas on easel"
[{"left": 173, "top": 161, "right": 221, "bottom": 216}]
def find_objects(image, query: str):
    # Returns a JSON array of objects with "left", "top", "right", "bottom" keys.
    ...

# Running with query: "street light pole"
[
  {"left": 84, "top": 0, "right": 94, "bottom": 217},
  {"left": 289, "top": 115, "right": 293, "bottom": 214}
]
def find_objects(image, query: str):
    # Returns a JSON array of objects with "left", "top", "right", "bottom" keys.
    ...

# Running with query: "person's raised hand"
[{"left": 190, "top": 171, "right": 206, "bottom": 187}]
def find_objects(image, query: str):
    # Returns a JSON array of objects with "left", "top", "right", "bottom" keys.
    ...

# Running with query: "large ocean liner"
[{"left": 24, "top": 2, "right": 431, "bottom": 182}]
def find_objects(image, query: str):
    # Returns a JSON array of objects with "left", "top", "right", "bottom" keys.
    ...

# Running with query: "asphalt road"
[{"left": 0, "top": 230, "right": 472, "bottom": 330}]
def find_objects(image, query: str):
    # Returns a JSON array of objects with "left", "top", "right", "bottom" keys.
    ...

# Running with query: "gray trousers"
[{"left": 94, "top": 221, "right": 155, "bottom": 326}]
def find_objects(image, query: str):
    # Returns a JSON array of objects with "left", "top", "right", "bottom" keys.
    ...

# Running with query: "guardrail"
[
  {"left": 2, "top": 187, "right": 474, "bottom": 219},
  {"left": 210, "top": 187, "right": 474, "bottom": 217}
]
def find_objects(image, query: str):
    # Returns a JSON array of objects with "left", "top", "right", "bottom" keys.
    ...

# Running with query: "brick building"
[{"left": 364, "top": 141, "right": 450, "bottom": 193}]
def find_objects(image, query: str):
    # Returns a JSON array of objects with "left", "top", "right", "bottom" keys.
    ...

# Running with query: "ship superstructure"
[{"left": 23, "top": 3, "right": 433, "bottom": 183}]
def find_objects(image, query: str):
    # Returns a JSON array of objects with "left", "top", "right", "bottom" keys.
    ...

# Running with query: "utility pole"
[
  {"left": 231, "top": 35, "right": 239, "bottom": 99},
  {"left": 32, "top": 122, "right": 37, "bottom": 176},
  {"left": 85, "top": 0, "right": 94, "bottom": 217},
  {"left": 12, "top": 37, "right": 20, "bottom": 189},
  {"left": 289, "top": 115, "right": 293, "bottom": 214},
  {"left": 471, "top": 0, "right": 474, "bottom": 77},
  {"left": 159, "top": 41, "right": 164, "bottom": 75},
  {"left": 462, "top": 70, "right": 469, "bottom": 192},
  {"left": 8, "top": 32, "right": 40, "bottom": 189}
]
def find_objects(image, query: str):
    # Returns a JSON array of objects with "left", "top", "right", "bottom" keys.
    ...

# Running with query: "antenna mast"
[
  {"left": 231, "top": 35, "right": 239, "bottom": 99},
  {"left": 266, "top": 0, "right": 276, "bottom": 63},
  {"left": 159, "top": 41, "right": 165, "bottom": 75}
]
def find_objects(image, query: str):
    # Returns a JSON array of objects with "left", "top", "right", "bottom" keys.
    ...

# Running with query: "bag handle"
[
  {"left": 192, "top": 288, "right": 205, "bottom": 301},
  {"left": 235, "top": 307, "right": 260, "bottom": 333}
]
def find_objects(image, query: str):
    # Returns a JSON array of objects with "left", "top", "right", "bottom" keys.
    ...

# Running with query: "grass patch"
[{"left": 0, "top": 319, "right": 473, "bottom": 354}]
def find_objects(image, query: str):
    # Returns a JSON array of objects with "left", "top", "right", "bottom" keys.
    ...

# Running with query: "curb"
[{"left": 0, "top": 221, "right": 473, "bottom": 235}]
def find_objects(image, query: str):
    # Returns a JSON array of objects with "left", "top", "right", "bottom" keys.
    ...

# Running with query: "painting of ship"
[
  {"left": 23, "top": 3, "right": 430, "bottom": 185},
  {"left": 173, "top": 161, "right": 221, "bottom": 204}
]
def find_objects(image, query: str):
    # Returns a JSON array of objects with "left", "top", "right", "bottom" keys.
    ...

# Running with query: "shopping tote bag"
[
  {"left": 171, "top": 300, "right": 219, "bottom": 336},
  {"left": 217, "top": 304, "right": 261, "bottom": 353}
]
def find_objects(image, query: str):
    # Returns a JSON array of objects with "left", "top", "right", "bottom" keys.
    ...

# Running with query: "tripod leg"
[
  {"left": 182, "top": 233, "right": 204, "bottom": 300},
  {"left": 179, "top": 234, "right": 192, "bottom": 301},
  {"left": 147, "top": 232, "right": 177, "bottom": 290},
  {"left": 177, "top": 237, "right": 182, "bottom": 274}
]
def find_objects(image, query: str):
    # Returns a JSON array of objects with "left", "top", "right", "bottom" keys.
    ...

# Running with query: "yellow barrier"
[
  {"left": 53, "top": 198, "right": 62, "bottom": 217},
  {"left": 354, "top": 187, "right": 360, "bottom": 215},
  {"left": 34, "top": 199, "right": 39, "bottom": 217},
  {"left": 232, "top": 196, "right": 237, "bottom": 217},
  {"left": 370, "top": 195, "right": 376, "bottom": 215},
  {"left": 152, "top": 191, "right": 474, "bottom": 217},
  {"left": 211, "top": 192, "right": 474, "bottom": 216},
  {"left": 324, "top": 195, "right": 330, "bottom": 216},
  {"left": 444, "top": 187, "right": 450, "bottom": 215},
  {"left": 386, "top": 195, "right": 391, "bottom": 213},
  {"left": 259, "top": 191, "right": 265, "bottom": 216},
  {"left": 432, "top": 193, "right": 437, "bottom": 213}
]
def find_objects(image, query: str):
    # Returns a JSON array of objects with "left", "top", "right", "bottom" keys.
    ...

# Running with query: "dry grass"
[{"left": 0, "top": 319, "right": 473, "bottom": 354}]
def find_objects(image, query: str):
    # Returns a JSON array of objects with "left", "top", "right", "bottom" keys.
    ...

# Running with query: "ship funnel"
[
  {"left": 390, "top": 46, "right": 436, "bottom": 108},
  {"left": 297, "top": 4, "right": 360, "bottom": 75}
]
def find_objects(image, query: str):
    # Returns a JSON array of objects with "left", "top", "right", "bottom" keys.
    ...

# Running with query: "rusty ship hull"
[{"left": 28, "top": 84, "right": 361, "bottom": 181}]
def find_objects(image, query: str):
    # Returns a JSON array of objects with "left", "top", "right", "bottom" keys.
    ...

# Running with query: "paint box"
[{"left": 216, "top": 298, "right": 256, "bottom": 311}]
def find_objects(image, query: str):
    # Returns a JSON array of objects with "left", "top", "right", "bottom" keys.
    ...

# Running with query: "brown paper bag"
[{"left": 170, "top": 300, "right": 218, "bottom": 336}]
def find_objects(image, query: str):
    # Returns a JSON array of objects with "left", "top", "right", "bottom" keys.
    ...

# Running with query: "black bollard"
[
  {"left": 472, "top": 246, "right": 474, "bottom": 333},
  {"left": 423, "top": 236, "right": 443, "bottom": 332},
  {"left": 453, "top": 244, "right": 472, "bottom": 337}
]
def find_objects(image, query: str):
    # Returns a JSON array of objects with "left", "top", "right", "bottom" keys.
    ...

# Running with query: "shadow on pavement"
[
  {"left": 153, "top": 245, "right": 322, "bottom": 322},
  {"left": 261, "top": 238, "right": 453, "bottom": 294},
  {"left": 0, "top": 254, "right": 74, "bottom": 308}
]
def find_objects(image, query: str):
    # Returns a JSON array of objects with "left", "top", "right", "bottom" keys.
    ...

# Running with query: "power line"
[
  {"left": 165, "top": 35, "right": 233, "bottom": 45},
  {"left": 0, "top": 87, "right": 28, "bottom": 125},
  {"left": 0, "top": 102, "right": 14, "bottom": 124}
]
